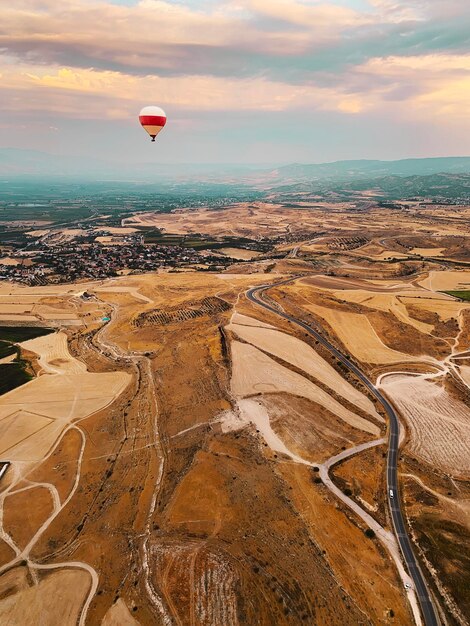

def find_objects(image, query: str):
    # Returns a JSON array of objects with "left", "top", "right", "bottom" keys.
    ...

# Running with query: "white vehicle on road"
[{"left": 389, "top": 489, "right": 394, "bottom": 498}]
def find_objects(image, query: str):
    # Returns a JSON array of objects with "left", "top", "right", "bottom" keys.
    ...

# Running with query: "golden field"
[{"left": 1, "top": 199, "right": 470, "bottom": 625}]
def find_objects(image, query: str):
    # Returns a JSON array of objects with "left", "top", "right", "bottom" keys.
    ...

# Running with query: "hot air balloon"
[{"left": 139, "top": 106, "right": 167, "bottom": 142}]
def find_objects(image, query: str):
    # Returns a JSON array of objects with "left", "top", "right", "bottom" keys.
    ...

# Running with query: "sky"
[{"left": 1, "top": 0, "right": 470, "bottom": 164}]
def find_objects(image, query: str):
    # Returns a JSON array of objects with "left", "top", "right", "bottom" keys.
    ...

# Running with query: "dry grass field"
[
  {"left": 0, "top": 269, "right": 410, "bottom": 625},
  {"left": 230, "top": 340, "right": 379, "bottom": 435},
  {"left": 1, "top": 200, "right": 470, "bottom": 625},
  {"left": 0, "top": 331, "right": 130, "bottom": 464},
  {"left": 265, "top": 263, "right": 470, "bottom": 625},
  {"left": 381, "top": 375, "right": 470, "bottom": 478},
  {"left": 227, "top": 318, "right": 381, "bottom": 419},
  {"left": 306, "top": 303, "right": 416, "bottom": 364},
  {"left": 0, "top": 568, "right": 91, "bottom": 625}
]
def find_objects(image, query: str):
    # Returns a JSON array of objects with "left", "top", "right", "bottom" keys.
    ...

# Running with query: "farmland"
[
  {"left": 445, "top": 290, "right": 470, "bottom": 301},
  {"left": 0, "top": 195, "right": 469, "bottom": 625}
]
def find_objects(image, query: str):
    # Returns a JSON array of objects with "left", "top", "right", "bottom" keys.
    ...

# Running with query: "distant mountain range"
[
  {"left": 1, "top": 148, "right": 470, "bottom": 183},
  {"left": 271, "top": 172, "right": 470, "bottom": 200},
  {"left": 264, "top": 157, "right": 470, "bottom": 183}
]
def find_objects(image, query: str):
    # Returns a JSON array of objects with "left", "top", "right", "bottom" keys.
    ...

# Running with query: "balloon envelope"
[{"left": 139, "top": 106, "right": 167, "bottom": 142}]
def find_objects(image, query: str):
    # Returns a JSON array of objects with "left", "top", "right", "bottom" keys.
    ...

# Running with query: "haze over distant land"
[
  {"left": 1, "top": 149, "right": 469, "bottom": 182},
  {"left": 1, "top": 0, "right": 470, "bottom": 163}
]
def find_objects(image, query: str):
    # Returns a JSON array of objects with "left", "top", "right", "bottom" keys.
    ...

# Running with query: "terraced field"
[{"left": 134, "top": 296, "right": 231, "bottom": 327}]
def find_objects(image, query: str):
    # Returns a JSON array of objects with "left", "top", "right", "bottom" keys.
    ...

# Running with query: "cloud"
[
  {"left": 244, "top": 0, "right": 369, "bottom": 28},
  {"left": 1, "top": 0, "right": 469, "bottom": 160},
  {"left": 0, "top": 63, "right": 374, "bottom": 120},
  {"left": 6, "top": 54, "right": 468, "bottom": 127},
  {"left": 357, "top": 54, "right": 470, "bottom": 118},
  {"left": 1, "top": 0, "right": 468, "bottom": 83}
]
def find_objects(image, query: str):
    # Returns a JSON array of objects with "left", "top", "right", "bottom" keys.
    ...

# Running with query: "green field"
[
  {"left": 443, "top": 290, "right": 470, "bottom": 301},
  {"left": 0, "top": 326, "right": 52, "bottom": 396},
  {"left": 0, "top": 362, "right": 32, "bottom": 395},
  {"left": 0, "top": 341, "right": 17, "bottom": 359},
  {"left": 0, "top": 326, "right": 53, "bottom": 343},
  {"left": 139, "top": 229, "right": 256, "bottom": 250}
]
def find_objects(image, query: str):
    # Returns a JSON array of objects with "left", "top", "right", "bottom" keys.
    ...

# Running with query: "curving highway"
[{"left": 246, "top": 280, "right": 439, "bottom": 626}]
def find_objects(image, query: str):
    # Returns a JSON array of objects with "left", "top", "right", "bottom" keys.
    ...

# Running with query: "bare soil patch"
[
  {"left": 3, "top": 486, "right": 54, "bottom": 550},
  {"left": 332, "top": 444, "right": 387, "bottom": 526},
  {"left": 383, "top": 375, "right": 470, "bottom": 477},
  {"left": 102, "top": 598, "right": 140, "bottom": 625},
  {"left": 231, "top": 340, "right": 379, "bottom": 435},
  {"left": 219, "top": 247, "right": 262, "bottom": 260},
  {"left": 228, "top": 320, "right": 380, "bottom": 419},
  {"left": 418, "top": 270, "right": 470, "bottom": 292},
  {"left": 0, "top": 569, "right": 90, "bottom": 626},
  {"left": 27, "top": 427, "right": 83, "bottom": 501},
  {"left": 261, "top": 393, "right": 371, "bottom": 463}
]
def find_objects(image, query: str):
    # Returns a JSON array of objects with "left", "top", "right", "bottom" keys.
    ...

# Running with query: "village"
[{"left": 0, "top": 237, "right": 233, "bottom": 284}]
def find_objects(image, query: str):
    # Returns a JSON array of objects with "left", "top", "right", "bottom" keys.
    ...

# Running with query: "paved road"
[{"left": 247, "top": 281, "right": 439, "bottom": 626}]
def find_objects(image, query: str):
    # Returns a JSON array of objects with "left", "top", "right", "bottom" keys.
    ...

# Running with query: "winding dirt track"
[
  {"left": 91, "top": 301, "right": 172, "bottom": 625},
  {"left": 0, "top": 296, "right": 166, "bottom": 625}
]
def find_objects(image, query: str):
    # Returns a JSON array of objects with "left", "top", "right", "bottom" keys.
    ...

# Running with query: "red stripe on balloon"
[{"left": 139, "top": 115, "right": 166, "bottom": 127}]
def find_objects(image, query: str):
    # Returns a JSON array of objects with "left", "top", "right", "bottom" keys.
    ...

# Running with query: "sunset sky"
[{"left": 1, "top": 0, "right": 469, "bottom": 164}]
